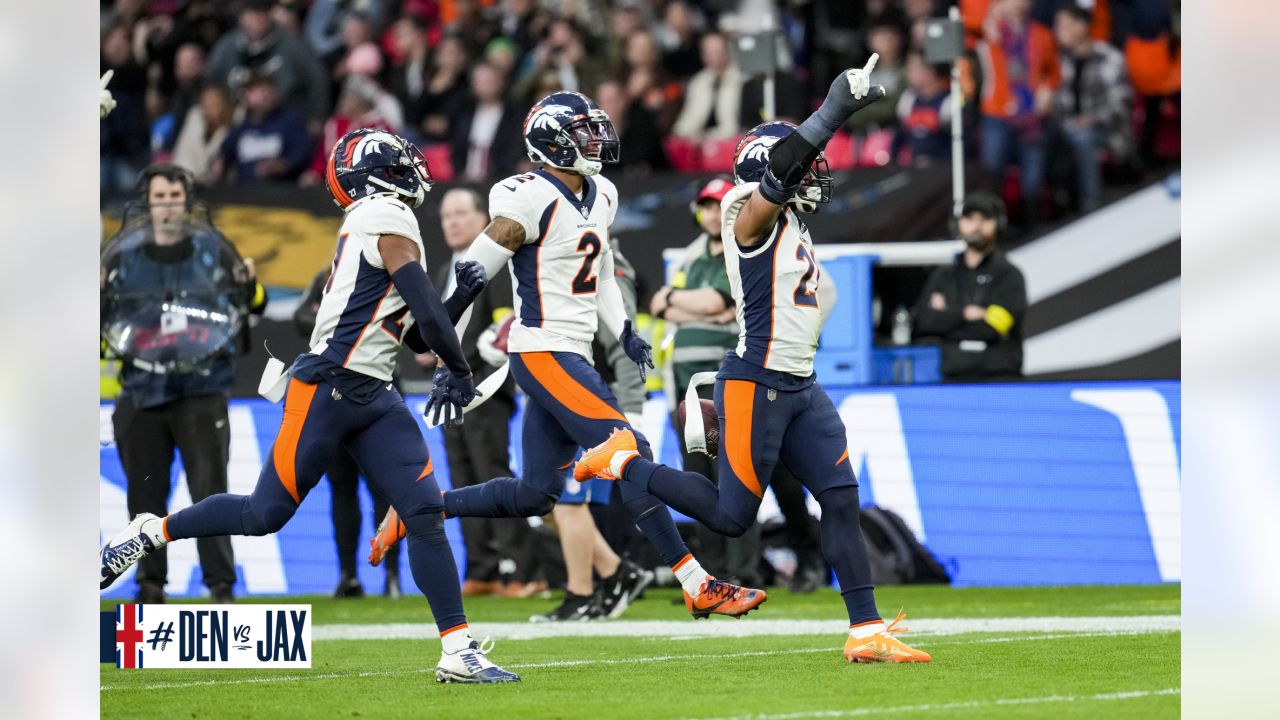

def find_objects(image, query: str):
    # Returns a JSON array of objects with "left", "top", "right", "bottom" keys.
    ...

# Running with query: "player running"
[
  {"left": 99, "top": 129, "right": 520, "bottom": 684},
  {"left": 371, "top": 92, "right": 766, "bottom": 620},
  {"left": 575, "top": 59, "right": 932, "bottom": 663}
]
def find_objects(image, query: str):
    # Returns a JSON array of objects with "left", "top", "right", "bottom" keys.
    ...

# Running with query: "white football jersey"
[
  {"left": 488, "top": 169, "right": 619, "bottom": 358},
  {"left": 721, "top": 182, "right": 823, "bottom": 377},
  {"left": 309, "top": 194, "right": 426, "bottom": 380}
]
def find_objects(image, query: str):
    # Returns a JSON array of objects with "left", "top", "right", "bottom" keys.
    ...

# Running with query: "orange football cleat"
[
  {"left": 684, "top": 577, "right": 767, "bottom": 619},
  {"left": 368, "top": 507, "right": 406, "bottom": 566},
  {"left": 573, "top": 428, "right": 638, "bottom": 481},
  {"left": 843, "top": 610, "right": 932, "bottom": 663}
]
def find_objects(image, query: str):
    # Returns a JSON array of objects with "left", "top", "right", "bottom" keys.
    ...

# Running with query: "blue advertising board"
[{"left": 100, "top": 380, "right": 1180, "bottom": 597}]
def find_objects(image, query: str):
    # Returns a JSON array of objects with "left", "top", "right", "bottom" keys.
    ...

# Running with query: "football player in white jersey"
[
  {"left": 391, "top": 92, "right": 767, "bottom": 618},
  {"left": 100, "top": 129, "right": 520, "bottom": 683},
  {"left": 577, "top": 60, "right": 933, "bottom": 663}
]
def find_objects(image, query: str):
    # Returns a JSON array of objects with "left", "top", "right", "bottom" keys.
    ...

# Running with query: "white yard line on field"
[
  {"left": 99, "top": 622, "right": 1178, "bottom": 693},
  {"left": 312, "top": 615, "right": 1180, "bottom": 641},
  {"left": 690, "top": 688, "right": 1182, "bottom": 720}
]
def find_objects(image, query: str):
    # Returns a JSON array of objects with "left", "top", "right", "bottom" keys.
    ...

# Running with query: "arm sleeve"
[
  {"left": 391, "top": 263, "right": 470, "bottom": 376},
  {"left": 487, "top": 181, "right": 539, "bottom": 244},
  {"left": 353, "top": 200, "right": 423, "bottom": 268},
  {"left": 595, "top": 265, "right": 645, "bottom": 414},
  {"left": 596, "top": 247, "right": 628, "bottom": 338},
  {"left": 912, "top": 266, "right": 964, "bottom": 337}
]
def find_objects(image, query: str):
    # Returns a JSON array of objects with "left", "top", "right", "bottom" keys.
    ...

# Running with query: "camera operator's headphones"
[
  {"left": 134, "top": 163, "right": 196, "bottom": 209},
  {"left": 690, "top": 176, "right": 734, "bottom": 227},
  {"left": 951, "top": 191, "right": 1008, "bottom": 240}
]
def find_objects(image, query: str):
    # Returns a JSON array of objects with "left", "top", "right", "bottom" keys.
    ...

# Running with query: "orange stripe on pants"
[
  {"left": 519, "top": 352, "right": 626, "bottom": 422},
  {"left": 722, "top": 380, "right": 762, "bottom": 498},
  {"left": 273, "top": 379, "right": 318, "bottom": 504}
]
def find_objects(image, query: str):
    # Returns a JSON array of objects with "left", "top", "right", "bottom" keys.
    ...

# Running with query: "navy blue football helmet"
[
  {"left": 326, "top": 128, "right": 432, "bottom": 209},
  {"left": 522, "top": 92, "right": 619, "bottom": 176},
  {"left": 732, "top": 121, "right": 833, "bottom": 213}
]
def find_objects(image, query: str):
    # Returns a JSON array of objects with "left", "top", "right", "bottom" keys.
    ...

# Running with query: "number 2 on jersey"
[
  {"left": 794, "top": 244, "right": 819, "bottom": 308},
  {"left": 571, "top": 231, "right": 602, "bottom": 294}
]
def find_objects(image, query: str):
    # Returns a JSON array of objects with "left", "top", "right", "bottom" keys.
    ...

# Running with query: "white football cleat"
[
  {"left": 435, "top": 638, "right": 521, "bottom": 684},
  {"left": 100, "top": 513, "right": 167, "bottom": 590}
]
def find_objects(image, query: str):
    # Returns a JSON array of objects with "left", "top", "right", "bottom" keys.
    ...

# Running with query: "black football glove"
[
  {"left": 619, "top": 319, "right": 654, "bottom": 382},
  {"left": 452, "top": 261, "right": 488, "bottom": 303},
  {"left": 423, "top": 365, "right": 480, "bottom": 428}
]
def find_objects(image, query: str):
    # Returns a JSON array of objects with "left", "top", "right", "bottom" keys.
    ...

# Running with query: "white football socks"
[
  {"left": 440, "top": 625, "right": 473, "bottom": 654},
  {"left": 608, "top": 450, "right": 640, "bottom": 479},
  {"left": 848, "top": 620, "right": 887, "bottom": 639},
  {"left": 674, "top": 556, "right": 711, "bottom": 598}
]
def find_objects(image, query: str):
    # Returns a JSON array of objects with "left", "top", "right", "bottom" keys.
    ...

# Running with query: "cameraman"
[{"left": 103, "top": 164, "right": 267, "bottom": 603}]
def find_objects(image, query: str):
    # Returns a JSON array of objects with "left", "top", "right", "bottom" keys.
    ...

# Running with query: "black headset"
[{"left": 951, "top": 190, "right": 1008, "bottom": 240}]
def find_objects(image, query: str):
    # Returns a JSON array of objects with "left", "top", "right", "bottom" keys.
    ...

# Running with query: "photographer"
[{"left": 101, "top": 165, "right": 267, "bottom": 603}]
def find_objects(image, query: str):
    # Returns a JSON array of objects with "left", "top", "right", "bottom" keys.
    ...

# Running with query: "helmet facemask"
[
  {"left": 789, "top": 154, "right": 832, "bottom": 214},
  {"left": 557, "top": 110, "right": 619, "bottom": 176},
  {"left": 363, "top": 136, "right": 434, "bottom": 207}
]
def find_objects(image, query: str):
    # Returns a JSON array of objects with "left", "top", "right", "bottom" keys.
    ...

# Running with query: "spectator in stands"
[
  {"left": 595, "top": 79, "right": 668, "bottom": 174},
  {"left": 658, "top": 0, "right": 704, "bottom": 78},
  {"left": 447, "top": 0, "right": 498, "bottom": 54},
  {"left": 388, "top": 14, "right": 431, "bottom": 138},
  {"left": 913, "top": 192, "right": 1026, "bottom": 382},
  {"left": 512, "top": 18, "right": 603, "bottom": 106},
  {"left": 145, "top": 84, "right": 178, "bottom": 161},
  {"left": 622, "top": 31, "right": 682, "bottom": 135},
  {"left": 304, "top": 0, "right": 386, "bottom": 67},
  {"left": 483, "top": 36, "right": 520, "bottom": 78},
  {"left": 671, "top": 32, "right": 744, "bottom": 143},
  {"left": 976, "top": 0, "right": 1060, "bottom": 224},
  {"left": 497, "top": 0, "right": 543, "bottom": 59},
  {"left": 845, "top": 17, "right": 908, "bottom": 134},
  {"left": 101, "top": 22, "right": 149, "bottom": 194},
  {"left": 328, "top": 11, "right": 380, "bottom": 84},
  {"left": 415, "top": 33, "right": 471, "bottom": 145},
  {"left": 205, "top": 0, "right": 330, "bottom": 130},
  {"left": 166, "top": 43, "right": 207, "bottom": 149},
  {"left": 300, "top": 76, "right": 396, "bottom": 187},
  {"left": 1051, "top": 5, "right": 1132, "bottom": 211},
  {"left": 605, "top": 4, "right": 646, "bottom": 75},
  {"left": 173, "top": 85, "right": 234, "bottom": 185},
  {"left": 896, "top": 51, "right": 953, "bottom": 165},
  {"left": 338, "top": 42, "right": 405, "bottom": 131},
  {"left": 215, "top": 70, "right": 312, "bottom": 184},
  {"left": 270, "top": 2, "right": 304, "bottom": 36},
  {"left": 450, "top": 61, "right": 524, "bottom": 181}
]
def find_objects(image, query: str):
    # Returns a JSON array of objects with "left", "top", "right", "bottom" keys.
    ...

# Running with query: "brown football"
[{"left": 677, "top": 398, "right": 720, "bottom": 457}]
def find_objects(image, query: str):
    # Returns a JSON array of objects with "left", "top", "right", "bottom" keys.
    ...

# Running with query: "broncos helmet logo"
[
  {"left": 526, "top": 104, "right": 576, "bottom": 133},
  {"left": 350, "top": 133, "right": 397, "bottom": 165},
  {"left": 737, "top": 134, "right": 782, "bottom": 164}
]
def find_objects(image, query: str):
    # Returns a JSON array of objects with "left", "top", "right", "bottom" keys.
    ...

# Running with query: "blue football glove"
[
  {"left": 452, "top": 261, "right": 488, "bottom": 302},
  {"left": 619, "top": 319, "right": 654, "bottom": 382},
  {"left": 423, "top": 366, "right": 480, "bottom": 428}
]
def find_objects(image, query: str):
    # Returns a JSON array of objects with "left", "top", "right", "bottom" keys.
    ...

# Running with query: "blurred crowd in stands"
[{"left": 101, "top": 0, "right": 1180, "bottom": 223}]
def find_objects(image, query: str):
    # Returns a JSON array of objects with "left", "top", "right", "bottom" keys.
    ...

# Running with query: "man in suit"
[{"left": 431, "top": 187, "right": 533, "bottom": 596}]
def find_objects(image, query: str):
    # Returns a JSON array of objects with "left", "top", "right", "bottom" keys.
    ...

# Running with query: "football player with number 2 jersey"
[
  {"left": 407, "top": 92, "right": 767, "bottom": 619},
  {"left": 577, "top": 59, "right": 932, "bottom": 663},
  {"left": 99, "top": 129, "right": 520, "bottom": 683}
]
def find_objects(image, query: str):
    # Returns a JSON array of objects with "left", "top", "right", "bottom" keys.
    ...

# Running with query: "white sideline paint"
[
  {"left": 100, "top": 627, "right": 1179, "bottom": 692},
  {"left": 311, "top": 615, "right": 1180, "bottom": 642},
  {"left": 694, "top": 688, "right": 1181, "bottom": 720}
]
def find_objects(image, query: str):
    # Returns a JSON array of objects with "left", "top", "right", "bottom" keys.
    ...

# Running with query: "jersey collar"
[{"left": 535, "top": 168, "right": 596, "bottom": 218}]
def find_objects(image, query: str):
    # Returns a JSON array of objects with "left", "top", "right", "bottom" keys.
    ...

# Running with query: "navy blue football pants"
[{"left": 165, "top": 378, "right": 466, "bottom": 634}]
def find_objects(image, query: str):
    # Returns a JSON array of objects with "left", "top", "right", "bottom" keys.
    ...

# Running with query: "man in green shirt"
[{"left": 650, "top": 177, "right": 762, "bottom": 586}]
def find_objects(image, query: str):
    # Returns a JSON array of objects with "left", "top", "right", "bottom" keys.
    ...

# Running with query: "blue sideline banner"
[{"left": 99, "top": 380, "right": 1180, "bottom": 597}]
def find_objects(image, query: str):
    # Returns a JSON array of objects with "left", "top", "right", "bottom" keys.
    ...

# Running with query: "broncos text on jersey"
[
  {"left": 488, "top": 168, "right": 619, "bottom": 359},
  {"left": 309, "top": 194, "right": 426, "bottom": 380}
]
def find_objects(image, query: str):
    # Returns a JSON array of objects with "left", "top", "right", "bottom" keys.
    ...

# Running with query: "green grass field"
[{"left": 100, "top": 584, "right": 1180, "bottom": 719}]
